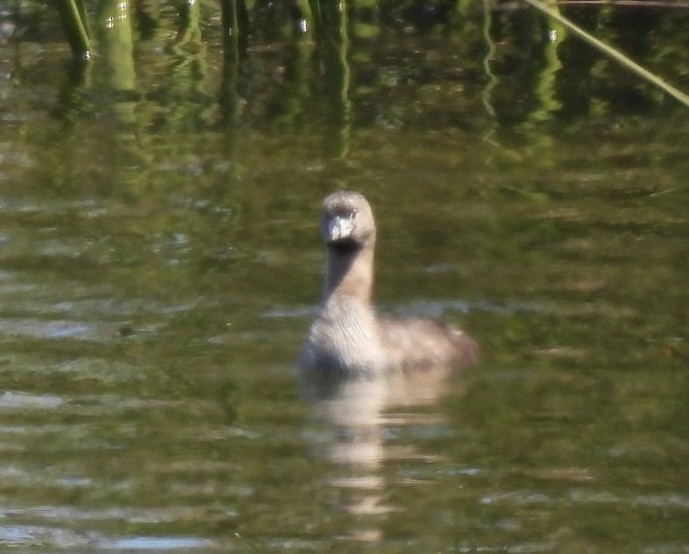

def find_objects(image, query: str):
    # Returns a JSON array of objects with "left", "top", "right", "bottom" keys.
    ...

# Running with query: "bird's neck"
[{"left": 324, "top": 244, "right": 374, "bottom": 304}]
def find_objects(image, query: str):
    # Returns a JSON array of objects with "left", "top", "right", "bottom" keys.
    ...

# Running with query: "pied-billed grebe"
[{"left": 299, "top": 191, "right": 479, "bottom": 375}]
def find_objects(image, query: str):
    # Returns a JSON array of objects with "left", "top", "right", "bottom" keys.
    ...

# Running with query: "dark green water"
[{"left": 0, "top": 1, "right": 688, "bottom": 552}]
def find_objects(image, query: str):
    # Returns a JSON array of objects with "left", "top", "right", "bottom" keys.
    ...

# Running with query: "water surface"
[{"left": 0, "top": 1, "right": 688, "bottom": 551}]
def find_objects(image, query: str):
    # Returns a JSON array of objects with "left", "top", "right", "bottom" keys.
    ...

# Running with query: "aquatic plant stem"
[
  {"left": 56, "top": 0, "right": 92, "bottom": 60},
  {"left": 523, "top": 0, "right": 689, "bottom": 108}
]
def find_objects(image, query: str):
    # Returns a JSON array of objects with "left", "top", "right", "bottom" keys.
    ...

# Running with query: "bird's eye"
[{"left": 348, "top": 210, "right": 357, "bottom": 220}]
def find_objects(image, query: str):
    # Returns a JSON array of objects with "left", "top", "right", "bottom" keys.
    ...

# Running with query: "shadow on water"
[{"left": 0, "top": 0, "right": 689, "bottom": 551}]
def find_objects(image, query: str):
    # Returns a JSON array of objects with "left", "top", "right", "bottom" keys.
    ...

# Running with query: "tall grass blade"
[{"left": 523, "top": 0, "right": 689, "bottom": 107}]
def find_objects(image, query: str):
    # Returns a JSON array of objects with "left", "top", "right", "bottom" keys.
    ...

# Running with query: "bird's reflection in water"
[{"left": 300, "top": 365, "right": 458, "bottom": 542}]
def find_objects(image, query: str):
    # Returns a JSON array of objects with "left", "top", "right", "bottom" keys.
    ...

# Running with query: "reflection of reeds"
[
  {"left": 220, "top": 0, "right": 247, "bottom": 126},
  {"left": 48, "top": 1, "right": 689, "bottom": 111},
  {"left": 56, "top": 0, "right": 92, "bottom": 59},
  {"left": 480, "top": 0, "right": 498, "bottom": 120},
  {"left": 524, "top": 0, "right": 689, "bottom": 106},
  {"left": 317, "top": 0, "right": 351, "bottom": 158}
]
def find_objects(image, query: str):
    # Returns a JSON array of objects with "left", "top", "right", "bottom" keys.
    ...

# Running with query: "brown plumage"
[{"left": 299, "top": 191, "right": 478, "bottom": 375}]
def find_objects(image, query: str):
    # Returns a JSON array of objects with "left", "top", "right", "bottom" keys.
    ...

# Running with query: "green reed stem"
[
  {"left": 523, "top": 0, "right": 689, "bottom": 108},
  {"left": 56, "top": 0, "right": 92, "bottom": 60}
]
